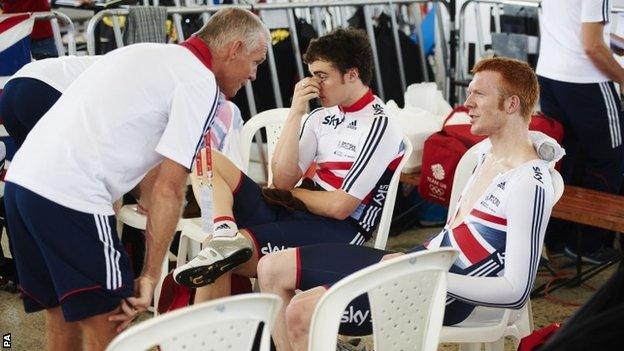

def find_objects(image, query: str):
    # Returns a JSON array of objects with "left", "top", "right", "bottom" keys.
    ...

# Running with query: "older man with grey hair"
[{"left": 3, "top": 8, "right": 269, "bottom": 351}]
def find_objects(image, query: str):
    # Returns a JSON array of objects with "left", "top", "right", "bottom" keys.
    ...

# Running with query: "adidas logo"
[
  {"left": 215, "top": 223, "right": 231, "bottom": 231},
  {"left": 347, "top": 120, "right": 357, "bottom": 129},
  {"left": 497, "top": 182, "right": 506, "bottom": 190}
]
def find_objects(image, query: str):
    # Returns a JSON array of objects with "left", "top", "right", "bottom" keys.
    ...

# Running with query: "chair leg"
[
  {"left": 458, "top": 343, "right": 482, "bottom": 351},
  {"left": 516, "top": 305, "right": 533, "bottom": 338},
  {"left": 484, "top": 338, "right": 504, "bottom": 351}
]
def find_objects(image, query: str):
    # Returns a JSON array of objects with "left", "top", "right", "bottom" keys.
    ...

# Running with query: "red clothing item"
[{"left": 1, "top": 0, "right": 53, "bottom": 40}]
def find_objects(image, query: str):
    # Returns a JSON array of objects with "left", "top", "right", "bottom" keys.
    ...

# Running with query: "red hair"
[{"left": 472, "top": 57, "right": 539, "bottom": 120}]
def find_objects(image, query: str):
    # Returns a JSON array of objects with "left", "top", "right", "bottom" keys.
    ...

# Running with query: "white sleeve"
[
  {"left": 446, "top": 166, "right": 554, "bottom": 308},
  {"left": 582, "top": 0, "right": 610, "bottom": 23},
  {"left": 222, "top": 102, "right": 244, "bottom": 169},
  {"left": 341, "top": 116, "right": 403, "bottom": 199},
  {"left": 155, "top": 79, "right": 219, "bottom": 171},
  {"left": 297, "top": 109, "right": 321, "bottom": 174}
]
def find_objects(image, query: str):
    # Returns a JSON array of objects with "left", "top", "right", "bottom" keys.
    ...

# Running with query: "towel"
[{"left": 124, "top": 6, "right": 168, "bottom": 45}]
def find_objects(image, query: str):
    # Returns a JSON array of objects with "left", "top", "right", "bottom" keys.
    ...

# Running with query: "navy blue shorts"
[
  {"left": 539, "top": 76, "right": 624, "bottom": 252},
  {"left": 232, "top": 174, "right": 365, "bottom": 257},
  {"left": 0, "top": 77, "right": 61, "bottom": 148},
  {"left": 4, "top": 182, "right": 134, "bottom": 322},
  {"left": 297, "top": 243, "right": 473, "bottom": 335}
]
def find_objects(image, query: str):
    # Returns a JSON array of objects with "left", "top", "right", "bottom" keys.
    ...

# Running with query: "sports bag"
[{"left": 419, "top": 107, "right": 563, "bottom": 206}]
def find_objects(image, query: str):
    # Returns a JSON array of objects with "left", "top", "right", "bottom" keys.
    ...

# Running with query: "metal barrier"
[
  {"left": 455, "top": 0, "right": 539, "bottom": 96},
  {"left": 84, "top": 1, "right": 450, "bottom": 180},
  {"left": 1, "top": 11, "right": 78, "bottom": 56},
  {"left": 454, "top": 0, "right": 624, "bottom": 102},
  {"left": 85, "top": 0, "right": 451, "bottom": 109}
]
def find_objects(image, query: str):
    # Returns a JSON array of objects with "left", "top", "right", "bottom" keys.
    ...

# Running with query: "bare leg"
[
  {"left": 257, "top": 249, "right": 299, "bottom": 351},
  {"left": 188, "top": 149, "right": 245, "bottom": 221},
  {"left": 194, "top": 228, "right": 260, "bottom": 303},
  {"left": 210, "top": 164, "right": 236, "bottom": 221},
  {"left": 211, "top": 150, "right": 245, "bottom": 215},
  {"left": 77, "top": 307, "right": 124, "bottom": 351},
  {"left": 45, "top": 307, "right": 83, "bottom": 351},
  {"left": 285, "top": 287, "right": 327, "bottom": 351}
]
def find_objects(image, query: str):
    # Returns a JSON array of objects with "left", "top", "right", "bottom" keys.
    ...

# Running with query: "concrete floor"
[
  {"left": 0, "top": 222, "right": 615, "bottom": 351},
  {"left": 0, "top": 158, "right": 615, "bottom": 350}
]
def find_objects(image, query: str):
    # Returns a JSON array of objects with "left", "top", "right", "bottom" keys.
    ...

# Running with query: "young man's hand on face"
[{"left": 290, "top": 77, "right": 320, "bottom": 117}]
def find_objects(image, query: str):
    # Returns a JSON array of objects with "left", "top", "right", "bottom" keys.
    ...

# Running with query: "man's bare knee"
[
  {"left": 212, "top": 150, "right": 243, "bottom": 186},
  {"left": 257, "top": 249, "right": 296, "bottom": 292},
  {"left": 257, "top": 255, "right": 283, "bottom": 291}
]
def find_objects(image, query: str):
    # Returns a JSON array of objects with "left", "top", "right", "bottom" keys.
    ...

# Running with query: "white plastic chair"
[
  {"left": 116, "top": 178, "right": 200, "bottom": 315},
  {"left": 439, "top": 142, "right": 565, "bottom": 351},
  {"left": 106, "top": 293, "right": 282, "bottom": 351},
  {"left": 239, "top": 108, "right": 291, "bottom": 182},
  {"left": 176, "top": 216, "right": 207, "bottom": 268},
  {"left": 117, "top": 204, "right": 188, "bottom": 232},
  {"left": 308, "top": 248, "right": 458, "bottom": 351}
]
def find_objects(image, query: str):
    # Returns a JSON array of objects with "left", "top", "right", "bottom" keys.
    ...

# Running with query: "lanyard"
[{"left": 195, "top": 131, "right": 213, "bottom": 187}]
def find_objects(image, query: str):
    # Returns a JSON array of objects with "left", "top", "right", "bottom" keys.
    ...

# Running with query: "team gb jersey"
[{"left": 298, "top": 90, "right": 404, "bottom": 239}]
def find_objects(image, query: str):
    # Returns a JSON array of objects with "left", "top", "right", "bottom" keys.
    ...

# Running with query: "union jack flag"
[{"left": 0, "top": 13, "right": 34, "bottom": 89}]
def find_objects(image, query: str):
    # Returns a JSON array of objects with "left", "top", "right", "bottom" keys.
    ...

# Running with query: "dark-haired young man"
[{"left": 173, "top": 29, "right": 404, "bottom": 305}]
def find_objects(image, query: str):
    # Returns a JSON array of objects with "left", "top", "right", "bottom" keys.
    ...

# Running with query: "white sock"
[{"left": 212, "top": 216, "right": 238, "bottom": 237}]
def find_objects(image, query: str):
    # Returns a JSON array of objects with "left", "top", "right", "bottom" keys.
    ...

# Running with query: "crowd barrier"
[
  {"left": 85, "top": 0, "right": 452, "bottom": 114},
  {"left": 455, "top": 0, "right": 624, "bottom": 102},
  {"left": 2, "top": 11, "right": 78, "bottom": 56}
]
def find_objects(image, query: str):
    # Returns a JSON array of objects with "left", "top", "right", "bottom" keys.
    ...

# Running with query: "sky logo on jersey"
[
  {"left": 372, "top": 103, "right": 385, "bottom": 116},
  {"left": 260, "top": 242, "right": 287, "bottom": 255},
  {"left": 322, "top": 114, "right": 345, "bottom": 129},
  {"left": 341, "top": 306, "right": 371, "bottom": 326},
  {"left": 533, "top": 166, "right": 543, "bottom": 184},
  {"left": 347, "top": 120, "right": 358, "bottom": 130}
]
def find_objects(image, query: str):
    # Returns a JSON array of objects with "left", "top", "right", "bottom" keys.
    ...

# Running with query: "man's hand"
[
  {"left": 290, "top": 77, "right": 320, "bottom": 117},
  {"left": 108, "top": 275, "right": 156, "bottom": 332},
  {"left": 381, "top": 252, "right": 405, "bottom": 261}
]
